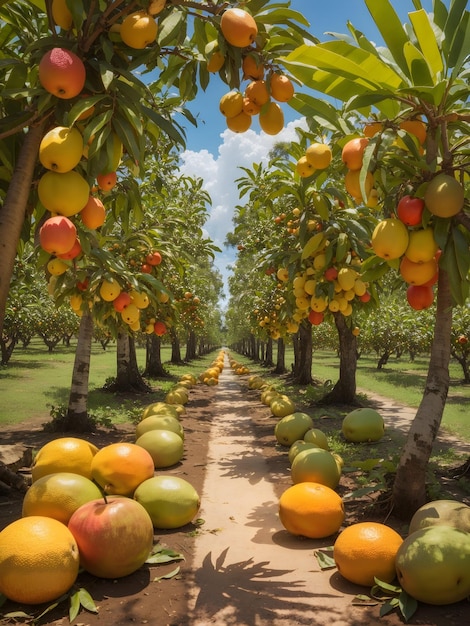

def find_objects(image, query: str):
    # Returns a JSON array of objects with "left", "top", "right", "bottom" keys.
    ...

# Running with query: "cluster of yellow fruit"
[
  {"left": 296, "top": 142, "right": 332, "bottom": 178},
  {"left": 199, "top": 352, "right": 225, "bottom": 385},
  {"left": 215, "top": 8, "right": 294, "bottom": 135},
  {"left": 229, "top": 357, "right": 250, "bottom": 375},
  {"left": 0, "top": 417, "right": 200, "bottom": 605},
  {"left": 371, "top": 172, "right": 464, "bottom": 310}
]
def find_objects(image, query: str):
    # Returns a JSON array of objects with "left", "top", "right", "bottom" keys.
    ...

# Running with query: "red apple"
[
  {"left": 359, "top": 291, "right": 371, "bottom": 303},
  {"left": 397, "top": 195, "right": 424, "bottom": 226},
  {"left": 112, "top": 291, "right": 132, "bottom": 312},
  {"left": 141, "top": 263, "right": 153, "bottom": 274},
  {"left": 308, "top": 310, "right": 324, "bottom": 325},
  {"left": 68, "top": 496, "right": 154, "bottom": 579},
  {"left": 146, "top": 251, "right": 162, "bottom": 266}
]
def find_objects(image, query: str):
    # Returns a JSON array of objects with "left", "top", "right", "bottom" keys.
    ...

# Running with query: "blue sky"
[{"left": 176, "top": 1, "right": 442, "bottom": 303}]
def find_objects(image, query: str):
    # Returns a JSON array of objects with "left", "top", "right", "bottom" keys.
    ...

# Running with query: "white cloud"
[{"left": 179, "top": 118, "right": 307, "bottom": 302}]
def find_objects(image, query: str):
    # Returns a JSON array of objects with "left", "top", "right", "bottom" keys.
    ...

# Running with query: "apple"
[
  {"left": 397, "top": 195, "right": 424, "bottom": 226},
  {"left": 68, "top": 496, "right": 154, "bottom": 579},
  {"left": 146, "top": 251, "right": 162, "bottom": 266}
]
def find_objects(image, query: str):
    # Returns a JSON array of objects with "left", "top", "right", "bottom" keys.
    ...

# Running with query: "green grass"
[{"left": 0, "top": 339, "right": 219, "bottom": 427}]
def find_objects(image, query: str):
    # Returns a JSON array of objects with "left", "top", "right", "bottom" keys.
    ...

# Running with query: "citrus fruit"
[
  {"left": 47, "top": 257, "right": 68, "bottom": 276},
  {"left": 274, "top": 412, "right": 313, "bottom": 447},
  {"left": 219, "top": 90, "right": 243, "bottom": 117},
  {"left": 134, "top": 475, "right": 200, "bottom": 529},
  {"left": 22, "top": 472, "right": 103, "bottom": 524},
  {"left": 305, "top": 143, "right": 332, "bottom": 169},
  {"left": 296, "top": 155, "right": 315, "bottom": 177},
  {"left": 270, "top": 73, "right": 294, "bottom": 102},
  {"left": 288, "top": 440, "right": 319, "bottom": 465},
  {"left": 270, "top": 394, "right": 296, "bottom": 417},
  {"left": 333, "top": 522, "right": 403, "bottom": 586},
  {"left": 341, "top": 408, "right": 384, "bottom": 443},
  {"left": 226, "top": 110, "right": 252, "bottom": 133},
  {"left": 120, "top": 11, "right": 158, "bottom": 49},
  {"left": 341, "top": 137, "right": 369, "bottom": 170},
  {"left": 0, "top": 516, "right": 79, "bottom": 604},
  {"left": 31, "top": 437, "right": 99, "bottom": 482},
  {"left": 244, "top": 80, "right": 270, "bottom": 106},
  {"left": 303, "top": 428, "right": 329, "bottom": 450},
  {"left": 395, "top": 525, "right": 470, "bottom": 604},
  {"left": 242, "top": 54, "right": 264, "bottom": 80},
  {"left": 220, "top": 7, "right": 258, "bottom": 48},
  {"left": 39, "top": 126, "right": 83, "bottom": 173},
  {"left": 424, "top": 173, "right": 464, "bottom": 218},
  {"left": 135, "top": 414, "right": 184, "bottom": 440},
  {"left": 344, "top": 169, "right": 374, "bottom": 200},
  {"left": 408, "top": 499, "right": 470, "bottom": 535},
  {"left": 279, "top": 482, "right": 344, "bottom": 539},
  {"left": 51, "top": 0, "right": 73, "bottom": 29},
  {"left": 91, "top": 442, "right": 155, "bottom": 496},
  {"left": 290, "top": 447, "right": 341, "bottom": 489},
  {"left": 135, "top": 429, "right": 184, "bottom": 468}
]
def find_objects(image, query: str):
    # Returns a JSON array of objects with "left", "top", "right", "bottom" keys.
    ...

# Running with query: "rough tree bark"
[
  {"left": 322, "top": 312, "right": 359, "bottom": 405},
  {"left": 294, "top": 320, "right": 313, "bottom": 384},
  {"left": 144, "top": 334, "right": 170, "bottom": 378},
  {"left": 392, "top": 270, "right": 453, "bottom": 518},
  {"left": 273, "top": 337, "right": 286, "bottom": 374},
  {"left": 170, "top": 328, "right": 183, "bottom": 364},
  {"left": 264, "top": 337, "right": 274, "bottom": 367},
  {"left": 114, "top": 332, "right": 151, "bottom": 392}
]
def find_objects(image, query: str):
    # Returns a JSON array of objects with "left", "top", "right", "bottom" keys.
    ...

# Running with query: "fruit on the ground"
[
  {"left": 305, "top": 143, "right": 332, "bottom": 169},
  {"left": 22, "top": 472, "right": 102, "bottom": 524},
  {"left": 38, "top": 47, "right": 86, "bottom": 99},
  {"left": 270, "top": 394, "right": 296, "bottom": 417},
  {"left": 96, "top": 171, "right": 117, "bottom": 191},
  {"left": 52, "top": 0, "right": 73, "bottom": 29},
  {"left": 279, "top": 482, "right": 344, "bottom": 539},
  {"left": 291, "top": 447, "right": 341, "bottom": 489},
  {"left": 408, "top": 499, "right": 470, "bottom": 535},
  {"left": 334, "top": 522, "right": 403, "bottom": 586},
  {"left": 136, "top": 414, "right": 183, "bottom": 440},
  {"left": 270, "top": 73, "right": 294, "bottom": 102},
  {"left": 39, "top": 215, "right": 77, "bottom": 255},
  {"left": 303, "top": 428, "right": 329, "bottom": 450},
  {"left": 136, "top": 429, "right": 184, "bottom": 468},
  {"left": 274, "top": 412, "right": 314, "bottom": 446},
  {"left": 341, "top": 407, "right": 384, "bottom": 443},
  {"left": 0, "top": 516, "right": 79, "bottom": 604},
  {"left": 288, "top": 440, "right": 320, "bottom": 465},
  {"left": 395, "top": 525, "right": 470, "bottom": 604},
  {"left": 371, "top": 218, "right": 409, "bottom": 260},
  {"left": 134, "top": 475, "right": 200, "bottom": 529},
  {"left": 120, "top": 11, "right": 158, "bottom": 49},
  {"left": 38, "top": 170, "right": 90, "bottom": 217},
  {"left": 165, "top": 386, "right": 189, "bottom": 405},
  {"left": 68, "top": 496, "right": 154, "bottom": 578},
  {"left": 424, "top": 173, "right": 464, "bottom": 218},
  {"left": 219, "top": 91, "right": 243, "bottom": 117},
  {"left": 397, "top": 195, "right": 424, "bottom": 226},
  {"left": 142, "top": 401, "right": 180, "bottom": 420},
  {"left": 341, "top": 137, "right": 369, "bottom": 170},
  {"left": 400, "top": 256, "right": 438, "bottom": 286},
  {"left": 32, "top": 437, "right": 99, "bottom": 482},
  {"left": 220, "top": 7, "right": 258, "bottom": 47},
  {"left": 81, "top": 195, "right": 106, "bottom": 229},
  {"left": 39, "top": 126, "right": 83, "bottom": 173},
  {"left": 99, "top": 278, "right": 121, "bottom": 301},
  {"left": 405, "top": 228, "right": 438, "bottom": 263},
  {"left": 406, "top": 284, "right": 434, "bottom": 310},
  {"left": 91, "top": 442, "right": 155, "bottom": 496},
  {"left": 226, "top": 111, "right": 252, "bottom": 133},
  {"left": 259, "top": 102, "right": 284, "bottom": 135}
]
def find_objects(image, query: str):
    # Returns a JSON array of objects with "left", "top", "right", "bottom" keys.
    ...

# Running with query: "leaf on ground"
[
  {"left": 373, "top": 577, "right": 403, "bottom": 594},
  {"left": 78, "top": 587, "right": 99, "bottom": 613},
  {"left": 380, "top": 598, "right": 400, "bottom": 616},
  {"left": 4, "top": 611, "right": 35, "bottom": 619},
  {"left": 314, "top": 547, "right": 336, "bottom": 570},
  {"left": 145, "top": 544, "right": 185, "bottom": 564},
  {"left": 399, "top": 590, "right": 418, "bottom": 622},
  {"left": 352, "top": 594, "right": 379, "bottom": 606},
  {"left": 153, "top": 565, "right": 181, "bottom": 582}
]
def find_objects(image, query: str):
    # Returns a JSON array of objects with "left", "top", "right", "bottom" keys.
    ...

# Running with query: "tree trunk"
[
  {"left": 0, "top": 122, "right": 45, "bottom": 337},
  {"left": 61, "top": 311, "right": 94, "bottom": 432},
  {"left": 170, "top": 328, "right": 183, "bottom": 364},
  {"left": 144, "top": 334, "right": 170, "bottom": 377},
  {"left": 294, "top": 320, "right": 313, "bottom": 384},
  {"left": 392, "top": 270, "right": 453, "bottom": 519},
  {"left": 273, "top": 337, "right": 286, "bottom": 374},
  {"left": 114, "top": 332, "right": 151, "bottom": 392},
  {"left": 185, "top": 330, "right": 197, "bottom": 360},
  {"left": 264, "top": 337, "right": 274, "bottom": 367},
  {"left": 322, "top": 313, "right": 358, "bottom": 405}
]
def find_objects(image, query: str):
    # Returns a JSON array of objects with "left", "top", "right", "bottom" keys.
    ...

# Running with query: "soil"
[{"left": 0, "top": 357, "right": 469, "bottom": 626}]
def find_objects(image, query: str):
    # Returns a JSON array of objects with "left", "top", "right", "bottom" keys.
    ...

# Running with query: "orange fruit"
[
  {"left": 207, "top": 50, "right": 225, "bottom": 73},
  {"left": 96, "top": 170, "right": 117, "bottom": 191},
  {"left": 226, "top": 111, "right": 252, "bottom": 133},
  {"left": 22, "top": 472, "right": 103, "bottom": 524},
  {"left": 400, "top": 256, "right": 438, "bottom": 285},
  {"left": 371, "top": 218, "right": 409, "bottom": 260},
  {"left": 364, "top": 121, "right": 382, "bottom": 137},
  {"left": 31, "top": 437, "right": 99, "bottom": 482},
  {"left": 91, "top": 442, "right": 155, "bottom": 496},
  {"left": 296, "top": 155, "right": 315, "bottom": 178},
  {"left": 80, "top": 195, "right": 106, "bottom": 229},
  {"left": 242, "top": 96, "right": 261, "bottom": 116},
  {"left": 120, "top": 11, "right": 158, "bottom": 49},
  {"left": 333, "top": 522, "right": 403, "bottom": 586},
  {"left": 305, "top": 143, "right": 332, "bottom": 169},
  {"left": 38, "top": 47, "right": 86, "bottom": 99},
  {"left": 341, "top": 137, "right": 369, "bottom": 170},
  {"left": 279, "top": 482, "right": 345, "bottom": 539},
  {"left": 0, "top": 516, "right": 79, "bottom": 604},
  {"left": 242, "top": 54, "right": 264, "bottom": 80},
  {"left": 290, "top": 447, "right": 341, "bottom": 489},
  {"left": 259, "top": 102, "right": 284, "bottom": 135},
  {"left": 344, "top": 169, "right": 374, "bottom": 200},
  {"left": 219, "top": 90, "right": 244, "bottom": 118},
  {"left": 39, "top": 215, "right": 77, "bottom": 255},
  {"left": 244, "top": 80, "right": 270, "bottom": 106},
  {"left": 220, "top": 7, "right": 258, "bottom": 48},
  {"left": 270, "top": 73, "right": 294, "bottom": 102},
  {"left": 52, "top": 0, "right": 73, "bottom": 30},
  {"left": 400, "top": 119, "right": 427, "bottom": 145}
]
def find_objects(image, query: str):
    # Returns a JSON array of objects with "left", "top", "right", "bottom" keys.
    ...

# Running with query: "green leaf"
[
  {"left": 335, "top": 232, "right": 349, "bottom": 262},
  {"left": 314, "top": 547, "right": 336, "bottom": 570},
  {"left": 398, "top": 589, "right": 418, "bottom": 622},
  {"left": 403, "top": 41, "right": 434, "bottom": 86},
  {"left": 153, "top": 565, "right": 181, "bottom": 581},
  {"left": 78, "top": 587, "right": 99, "bottom": 613},
  {"left": 69, "top": 590, "right": 81, "bottom": 622},
  {"left": 380, "top": 598, "right": 399, "bottom": 616},
  {"left": 352, "top": 594, "right": 379, "bottom": 606},
  {"left": 301, "top": 232, "right": 325, "bottom": 260},
  {"left": 409, "top": 9, "right": 444, "bottom": 78},
  {"left": 373, "top": 577, "right": 403, "bottom": 594},
  {"left": 158, "top": 10, "right": 186, "bottom": 47}
]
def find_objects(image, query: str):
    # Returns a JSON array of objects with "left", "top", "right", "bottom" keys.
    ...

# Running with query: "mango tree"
[{"left": 283, "top": 0, "right": 470, "bottom": 516}]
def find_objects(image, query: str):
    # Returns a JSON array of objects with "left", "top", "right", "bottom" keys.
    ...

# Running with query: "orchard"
[{"left": 0, "top": 1, "right": 469, "bottom": 624}]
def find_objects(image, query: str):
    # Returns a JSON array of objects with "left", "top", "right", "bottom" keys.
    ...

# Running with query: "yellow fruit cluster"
[{"left": 296, "top": 142, "right": 332, "bottom": 178}]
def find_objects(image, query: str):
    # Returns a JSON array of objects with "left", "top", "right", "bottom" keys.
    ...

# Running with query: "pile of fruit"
[{"left": 0, "top": 393, "right": 201, "bottom": 606}]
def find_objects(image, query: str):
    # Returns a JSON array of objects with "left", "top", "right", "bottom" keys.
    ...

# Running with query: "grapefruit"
[{"left": 134, "top": 475, "right": 200, "bottom": 529}]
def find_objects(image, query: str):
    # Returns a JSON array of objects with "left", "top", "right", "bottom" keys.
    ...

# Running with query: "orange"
[
  {"left": 52, "top": 0, "right": 73, "bottom": 30},
  {"left": 0, "top": 516, "right": 79, "bottom": 604},
  {"left": 220, "top": 7, "right": 258, "bottom": 48},
  {"left": 278, "top": 482, "right": 344, "bottom": 539},
  {"left": 341, "top": 137, "right": 369, "bottom": 170},
  {"left": 219, "top": 90, "right": 244, "bottom": 118},
  {"left": 22, "top": 472, "right": 102, "bottom": 524},
  {"left": 259, "top": 102, "right": 284, "bottom": 135},
  {"left": 270, "top": 73, "right": 294, "bottom": 102},
  {"left": 31, "top": 437, "right": 99, "bottom": 482},
  {"left": 244, "top": 80, "right": 270, "bottom": 106},
  {"left": 96, "top": 170, "right": 117, "bottom": 191},
  {"left": 305, "top": 143, "right": 332, "bottom": 169},
  {"left": 242, "top": 96, "right": 261, "bottom": 116},
  {"left": 91, "top": 442, "right": 155, "bottom": 496},
  {"left": 81, "top": 195, "right": 106, "bottom": 229},
  {"left": 333, "top": 522, "right": 403, "bottom": 586},
  {"left": 242, "top": 54, "right": 264, "bottom": 80},
  {"left": 364, "top": 121, "right": 382, "bottom": 137},
  {"left": 226, "top": 111, "right": 252, "bottom": 133},
  {"left": 38, "top": 47, "right": 86, "bottom": 99},
  {"left": 400, "top": 119, "right": 427, "bottom": 145},
  {"left": 400, "top": 256, "right": 438, "bottom": 285},
  {"left": 344, "top": 169, "right": 374, "bottom": 200},
  {"left": 120, "top": 11, "right": 158, "bottom": 49},
  {"left": 290, "top": 447, "right": 341, "bottom": 489}
]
